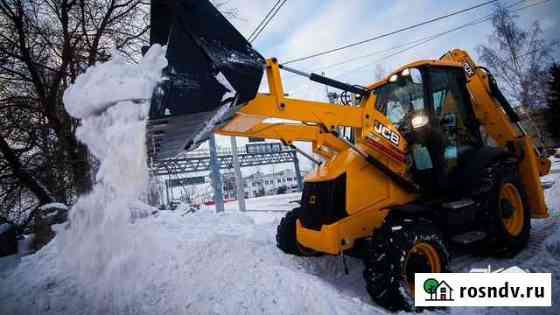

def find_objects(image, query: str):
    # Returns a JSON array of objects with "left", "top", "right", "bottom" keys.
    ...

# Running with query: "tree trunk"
[
  {"left": 71, "top": 141, "right": 92, "bottom": 195},
  {"left": 59, "top": 111, "right": 93, "bottom": 196},
  {"left": 0, "top": 136, "right": 53, "bottom": 204}
]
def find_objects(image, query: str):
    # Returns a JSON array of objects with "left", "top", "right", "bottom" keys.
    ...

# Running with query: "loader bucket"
[{"left": 147, "top": 0, "right": 265, "bottom": 160}]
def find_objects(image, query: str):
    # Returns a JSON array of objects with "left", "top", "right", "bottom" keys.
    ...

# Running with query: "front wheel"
[
  {"left": 276, "top": 207, "right": 321, "bottom": 256},
  {"left": 363, "top": 221, "right": 449, "bottom": 311}
]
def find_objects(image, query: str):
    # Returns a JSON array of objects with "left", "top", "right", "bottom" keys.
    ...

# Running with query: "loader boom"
[
  {"left": 219, "top": 59, "right": 364, "bottom": 132},
  {"left": 215, "top": 58, "right": 363, "bottom": 159}
]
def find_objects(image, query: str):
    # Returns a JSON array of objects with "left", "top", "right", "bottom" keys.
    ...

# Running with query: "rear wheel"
[
  {"left": 363, "top": 221, "right": 449, "bottom": 311},
  {"left": 483, "top": 164, "right": 530, "bottom": 255},
  {"left": 276, "top": 207, "right": 321, "bottom": 256}
]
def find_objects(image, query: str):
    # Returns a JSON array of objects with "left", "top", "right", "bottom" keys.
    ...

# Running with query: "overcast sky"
[{"left": 206, "top": 0, "right": 559, "bottom": 173}]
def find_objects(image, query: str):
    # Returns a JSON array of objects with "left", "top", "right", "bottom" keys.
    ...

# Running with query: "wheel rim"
[
  {"left": 499, "top": 183, "right": 524, "bottom": 237},
  {"left": 403, "top": 242, "right": 442, "bottom": 294}
]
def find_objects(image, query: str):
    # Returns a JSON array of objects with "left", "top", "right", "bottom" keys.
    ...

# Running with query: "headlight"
[{"left": 411, "top": 114, "right": 429, "bottom": 129}]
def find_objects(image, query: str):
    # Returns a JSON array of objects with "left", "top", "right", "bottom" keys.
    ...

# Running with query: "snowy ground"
[
  {"left": 0, "top": 159, "right": 559, "bottom": 314},
  {"left": 203, "top": 192, "right": 301, "bottom": 224}
]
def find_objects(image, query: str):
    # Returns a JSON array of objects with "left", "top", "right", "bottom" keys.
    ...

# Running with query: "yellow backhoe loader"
[{"left": 146, "top": 1, "right": 551, "bottom": 310}]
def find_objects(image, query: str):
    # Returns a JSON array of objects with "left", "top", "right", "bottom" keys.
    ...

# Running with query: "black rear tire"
[
  {"left": 481, "top": 163, "right": 531, "bottom": 256},
  {"left": 363, "top": 220, "right": 449, "bottom": 311},
  {"left": 276, "top": 207, "right": 321, "bottom": 256}
]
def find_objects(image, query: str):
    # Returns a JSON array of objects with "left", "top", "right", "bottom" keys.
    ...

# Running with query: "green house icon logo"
[{"left": 423, "top": 278, "right": 454, "bottom": 301}]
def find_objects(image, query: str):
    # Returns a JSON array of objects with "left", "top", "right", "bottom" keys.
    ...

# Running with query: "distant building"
[
  {"left": 222, "top": 169, "right": 302, "bottom": 199},
  {"left": 221, "top": 172, "right": 237, "bottom": 201}
]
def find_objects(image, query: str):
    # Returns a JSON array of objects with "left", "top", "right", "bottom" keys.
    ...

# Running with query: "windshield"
[{"left": 375, "top": 75, "right": 425, "bottom": 128}]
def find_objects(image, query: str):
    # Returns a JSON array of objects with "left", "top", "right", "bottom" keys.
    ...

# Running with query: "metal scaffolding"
[{"left": 149, "top": 146, "right": 299, "bottom": 176}]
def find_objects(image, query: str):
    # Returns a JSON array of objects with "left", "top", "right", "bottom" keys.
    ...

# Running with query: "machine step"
[
  {"left": 442, "top": 199, "right": 475, "bottom": 210},
  {"left": 451, "top": 231, "right": 487, "bottom": 244}
]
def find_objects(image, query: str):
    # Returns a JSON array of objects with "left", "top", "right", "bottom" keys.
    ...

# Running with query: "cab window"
[{"left": 375, "top": 74, "right": 425, "bottom": 128}]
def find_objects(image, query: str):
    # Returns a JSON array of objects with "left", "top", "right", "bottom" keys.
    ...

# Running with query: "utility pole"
[
  {"left": 167, "top": 173, "right": 174, "bottom": 202},
  {"left": 209, "top": 133, "right": 225, "bottom": 212},
  {"left": 165, "top": 178, "right": 170, "bottom": 206},
  {"left": 230, "top": 136, "right": 246, "bottom": 211}
]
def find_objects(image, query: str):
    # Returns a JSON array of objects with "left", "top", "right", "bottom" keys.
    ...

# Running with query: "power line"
[
  {"left": 286, "top": 0, "right": 549, "bottom": 95},
  {"left": 334, "top": 17, "right": 493, "bottom": 79},
  {"left": 281, "top": 0, "right": 499, "bottom": 65},
  {"left": 248, "top": 0, "right": 288, "bottom": 43},
  {"left": 247, "top": 0, "right": 282, "bottom": 41},
  {"left": 310, "top": 0, "right": 533, "bottom": 73},
  {"left": 328, "top": 0, "right": 551, "bottom": 78},
  {"left": 331, "top": 0, "right": 549, "bottom": 80}
]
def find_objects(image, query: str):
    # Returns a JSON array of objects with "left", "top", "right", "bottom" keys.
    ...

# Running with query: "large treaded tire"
[
  {"left": 276, "top": 207, "right": 321, "bottom": 256},
  {"left": 363, "top": 220, "right": 449, "bottom": 311},
  {"left": 481, "top": 163, "right": 531, "bottom": 256}
]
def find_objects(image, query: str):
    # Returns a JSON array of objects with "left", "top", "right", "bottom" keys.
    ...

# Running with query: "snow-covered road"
[{"left": 1, "top": 159, "right": 559, "bottom": 314}]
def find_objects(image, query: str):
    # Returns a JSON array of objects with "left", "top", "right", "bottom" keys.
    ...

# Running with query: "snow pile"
[
  {"left": 544, "top": 162, "right": 560, "bottom": 213},
  {"left": 0, "top": 209, "right": 384, "bottom": 314},
  {"left": 544, "top": 158, "right": 560, "bottom": 258},
  {"left": 58, "top": 45, "right": 167, "bottom": 310}
]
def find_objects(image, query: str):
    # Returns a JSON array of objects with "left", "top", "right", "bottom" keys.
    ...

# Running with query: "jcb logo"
[
  {"left": 373, "top": 121, "right": 400, "bottom": 146},
  {"left": 463, "top": 62, "right": 475, "bottom": 77},
  {"left": 309, "top": 195, "right": 317, "bottom": 205}
]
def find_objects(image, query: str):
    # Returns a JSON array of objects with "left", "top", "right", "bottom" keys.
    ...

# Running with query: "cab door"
[
  {"left": 427, "top": 67, "right": 483, "bottom": 174},
  {"left": 410, "top": 67, "right": 483, "bottom": 194}
]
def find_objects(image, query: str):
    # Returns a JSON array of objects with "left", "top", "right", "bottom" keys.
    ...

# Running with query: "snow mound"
[
  {"left": 544, "top": 171, "right": 560, "bottom": 257},
  {"left": 0, "top": 210, "right": 382, "bottom": 314}
]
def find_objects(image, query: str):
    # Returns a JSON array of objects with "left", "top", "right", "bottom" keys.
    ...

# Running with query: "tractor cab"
[{"left": 374, "top": 63, "right": 483, "bottom": 196}]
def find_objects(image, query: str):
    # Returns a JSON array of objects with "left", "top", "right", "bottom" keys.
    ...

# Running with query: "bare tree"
[
  {"left": 0, "top": 0, "right": 149, "bottom": 226},
  {"left": 477, "top": 5, "right": 558, "bottom": 109}
]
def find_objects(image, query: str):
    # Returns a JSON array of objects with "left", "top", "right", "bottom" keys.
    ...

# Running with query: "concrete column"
[
  {"left": 230, "top": 136, "right": 246, "bottom": 211},
  {"left": 292, "top": 151, "right": 304, "bottom": 192},
  {"left": 209, "top": 134, "right": 225, "bottom": 212},
  {"left": 165, "top": 177, "right": 170, "bottom": 206}
]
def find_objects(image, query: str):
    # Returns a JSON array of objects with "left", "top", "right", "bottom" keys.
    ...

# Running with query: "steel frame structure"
[{"left": 149, "top": 147, "right": 298, "bottom": 176}]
